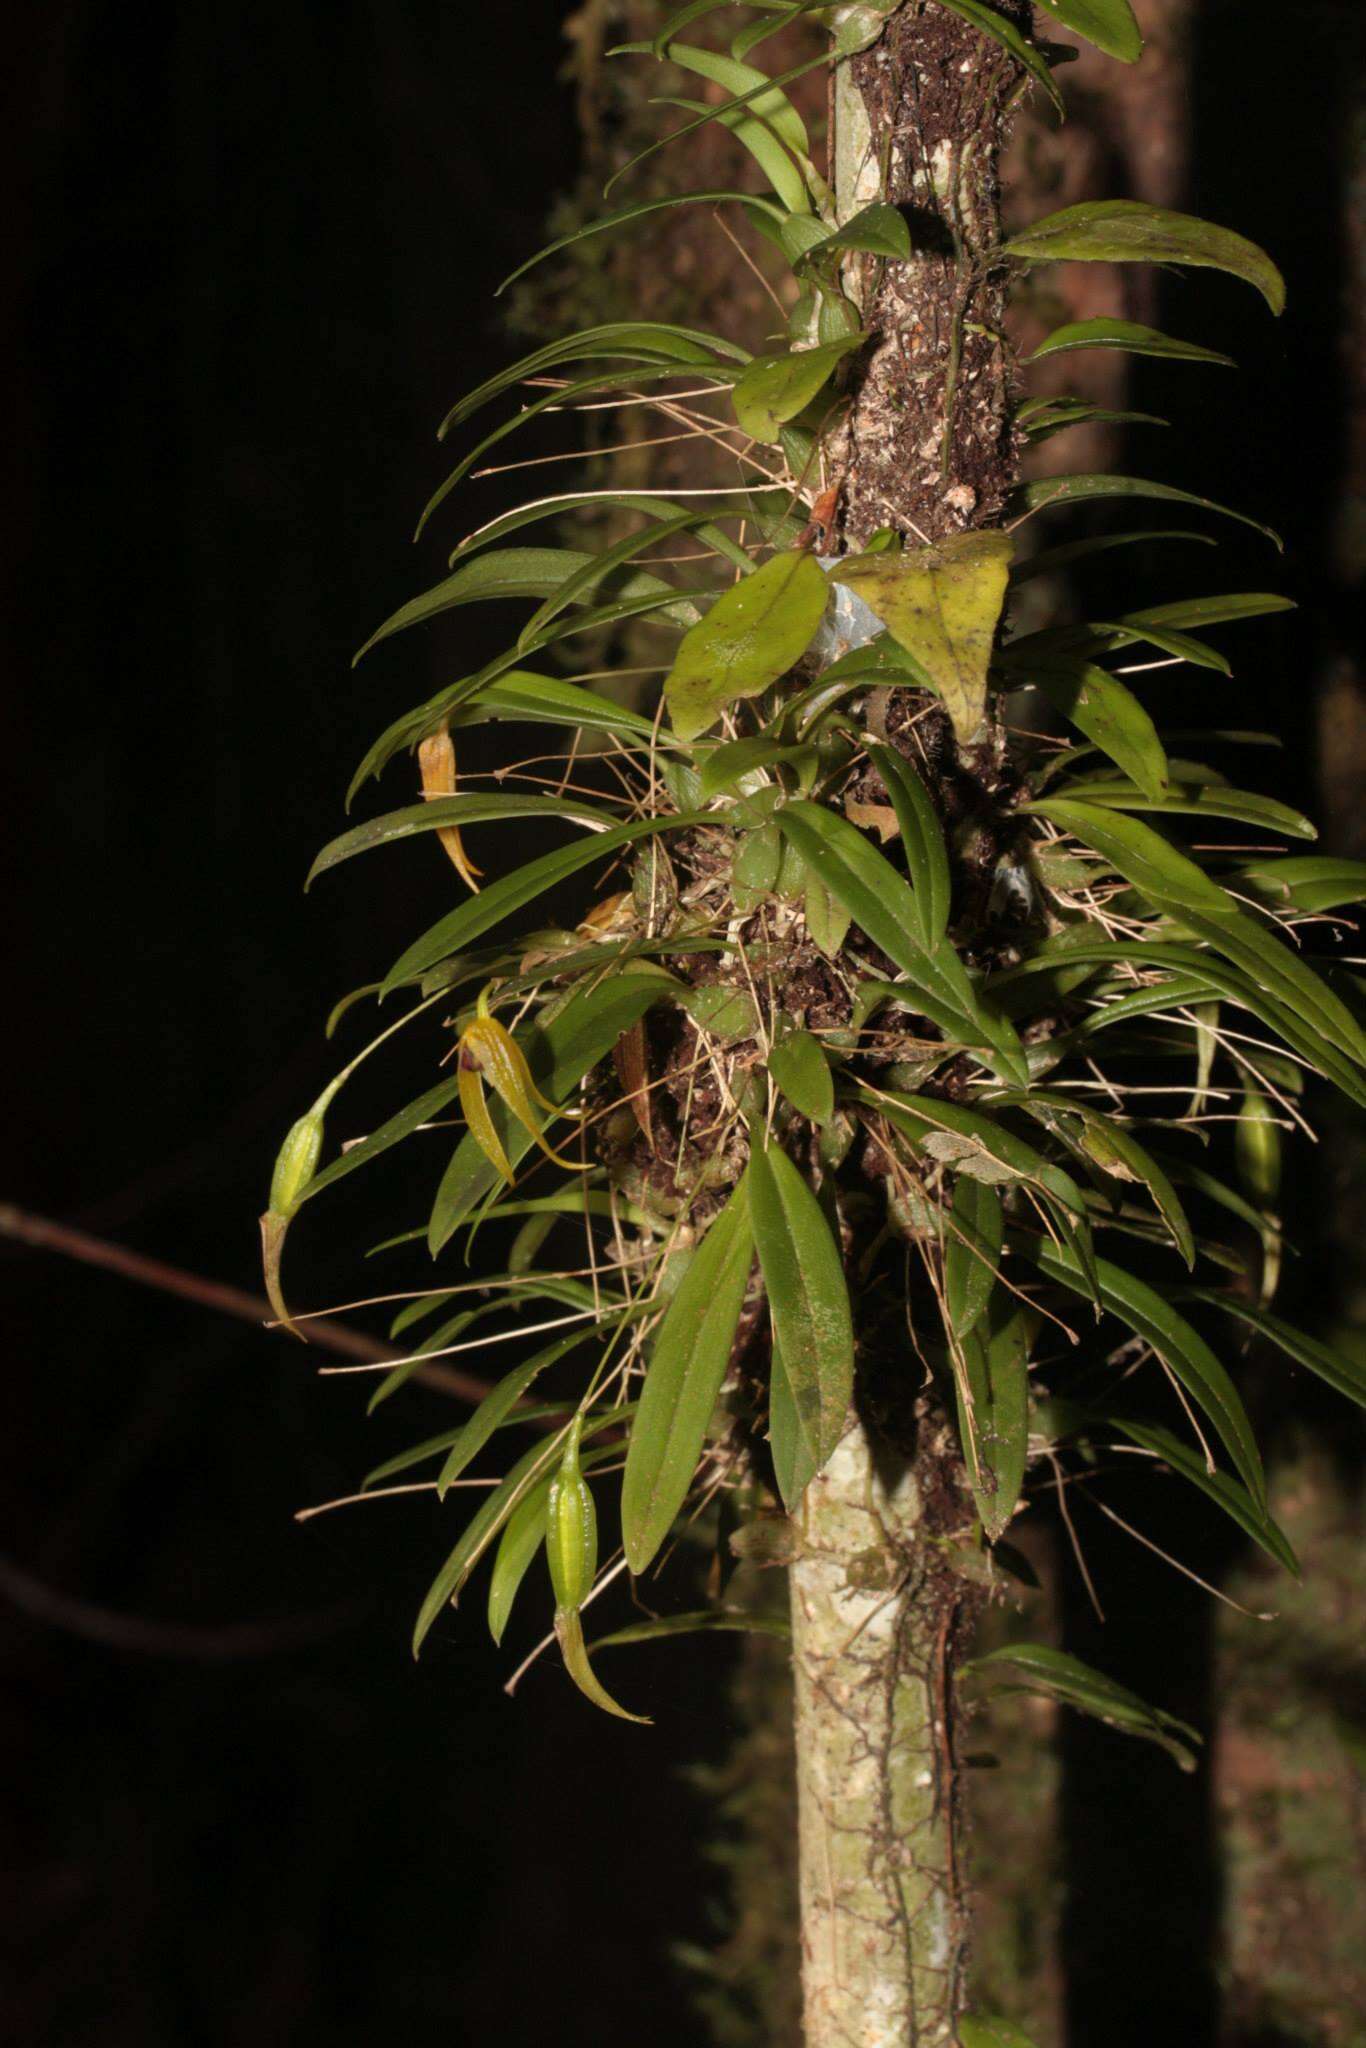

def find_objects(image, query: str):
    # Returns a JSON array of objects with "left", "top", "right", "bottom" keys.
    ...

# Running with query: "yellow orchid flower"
[
  {"left": 456, "top": 989, "right": 588, "bottom": 1185},
  {"left": 418, "top": 730, "right": 482, "bottom": 892}
]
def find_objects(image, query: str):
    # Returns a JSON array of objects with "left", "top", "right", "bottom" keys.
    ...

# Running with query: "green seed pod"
[
  {"left": 545, "top": 1417, "right": 597, "bottom": 1613},
  {"left": 268, "top": 1109, "right": 325, "bottom": 1216}
]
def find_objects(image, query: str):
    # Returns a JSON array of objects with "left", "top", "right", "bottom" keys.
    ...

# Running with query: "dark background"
[{"left": 4, "top": 4, "right": 1362, "bottom": 2045}]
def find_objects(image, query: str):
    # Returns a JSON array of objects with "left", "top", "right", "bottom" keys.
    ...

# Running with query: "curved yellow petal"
[
  {"left": 458, "top": 1057, "right": 513, "bottom": 1184},
  {"left": 418, "top": 731, "right": 482, "bottom": 892},
  {"left": 462, "top": 1017, "right": 590, "bottom": 1173}
]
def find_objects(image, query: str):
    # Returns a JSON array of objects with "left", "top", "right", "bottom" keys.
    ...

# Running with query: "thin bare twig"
[{"left": 0, "top": 1202, "right": 494, "bottom": 1404}]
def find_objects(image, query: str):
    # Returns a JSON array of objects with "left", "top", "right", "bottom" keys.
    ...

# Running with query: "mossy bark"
[
  {"left": 832, "top": 0, "right": 1027, "bottom": 549},
  {"left": 788, "top": 7, "right": 1025, "bottom": 2042}
]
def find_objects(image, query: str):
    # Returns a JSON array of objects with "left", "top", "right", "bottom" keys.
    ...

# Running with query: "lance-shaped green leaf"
[
  {"left": 751, "top": 1141, "right": 854, "bottom": 1506},
  {"left": 778, "top": 801, "right": 1029, "bottom": 1084},
  {"left": 1011, "top": 617, "right": 1229, "bottom": 674},
  {"left": 1128, "top": 591, "right": 1296, "bottom": 634},
  {"left": 868, "top": 743, "right": 952, "bottom": 943},
  {"left": 954, "top": 1304, "right": 1032, "bottom": 1542},
  {"left": 421, "top": 358, "right": 753, "bottom": 539},
  {"left": 1026, "top": 800, "right": 1365, "bottom": 1068},
  {"left": 944, "top": 1177, "right": 1004, "bottom": 1342},
  {"left": 933, "top": 0, "right": 1065, "bottom": 117},
  {"left": 289, "top": 1071, "right": 465, "bottom": 1213},
  {"left": 608, "top": 40, "right": 815, "bottom": 190},
  {"left": 1026, "top": 1239, "right": 1266, "bottom": 1504},
  {"left": 768, "top": 1029, "right": 834, "bottom": 1125},
  {"left": 1004, "top": 200, "right": 1285, "bottom": 315},
  {"left": 963, "top": 1643, "right": 1200, "bottom": 1770},
  {"left": 1024, "top": 662, "right": 1168, "bottom": 804},
  {"left": 1185, "top": 1293, "right": 1366, "bottom": 1412},
  {"left": 349, "top": 644, "right": 671, "bottom": 804},
  {"left": 518, "top": 510, "right": 712, "bottom": 649},
  {"left": 1024, "top": 315, "right": 1233, "bottom": 366},
  {"left": 699, "top": 735, "right": 818, "bottom": 799},
  {"left": 427, "top": 972, "right": 673, "bottom": 1252},
  {"left": 789, "top": 631, "right": 935, "bottom": 714},
  {"left": 487, "top": 1478, "right": 552, "bottom": 1645},
  {"left": 664, "top": 550, "right": 829, "bottom": 742},
  {"left": 959, "top": 2018, "right": 1040, "bottom": 2048},
  {"left": 592, "top": 1609, "right": 790, "bottom": 1648},
  {"left": 381, "top": 810, "right": 707, "bottom": 995},
  {"left": 446, "top": 671, "right": 660, "bottom": 745},
  {"left": 440, "top": 321, "right": 749, "bottom": 436},
  {"left": 452, "top": 489, "right": 755, "bottom": 575},
  {"left": 493, "top": 189, "right": 787, "bottom": 298},
  {"left": 1009, "top": 529, "right": 1216, "bottom": 583},
  {"left": 1234, "top": 854, "right": 1366, "bottom": 914},
  {"left": 366, "top": 1304, "right": 492, "bottom": 1412},
  {"left": 1010, "top": 1089, "right": 1194, "bottom": 1267},
  {"left": 732, "top": 334, "right": 864, "bottom": 443},
  {"left": 1021, "top": 396, "right": 1168, "bottom": 444},
  {"left": 414, "top": 1441, "right": 554, "bottom": 1655},
  {"left": 872, "top": 1090, "right": 1096, "bottom": 1294},
  {"left": 436, "top": 1331, "right": 592, "bottom": 1500},
  {"left": 732, "top": 0, "right": 866, "bottom": 60},
  {"left": 1031, "top": 0, "right": 1141, "bottom": 61},
  {"left": 354, "top": 545, "right": 694, "bottom": 666},
  {"left": 651, "top": 89, "right": 810, "bottom": 215},
  {"left": 1014, "top": 472, "right": 1280, "bottom": 547},
  {"left": 836, "top": 531, "right": 1014, "bottom": 743},
  {"left": 307, "top": 794, "right": 616, "bottom": 885},
  {"left": 411, "top": 1410, "right": 633, "bottom": 1657},
  {"left": 794, "top": 201, "right": 911, "bottom": 268},
  {"left": 621, "top": 1178, "right": 755, "bottom": 1574},
  {"left": 1096, "top": 1414, "right": 1298, "bottom": 1574},
  {"left": 365, "top": 1386, "right": 576, "bottom": 1488},
  {"left": 989, "top": 933, "right": 1366, "bottom": 1107}
]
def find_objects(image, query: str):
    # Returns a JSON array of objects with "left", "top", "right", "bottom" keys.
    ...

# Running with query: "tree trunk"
[
  {"left": 790, "top": 1424, "right": 971, "bottom": 2048},
  {"left": 788, "top": 7, "right": 1025, "bottom": 2042}
]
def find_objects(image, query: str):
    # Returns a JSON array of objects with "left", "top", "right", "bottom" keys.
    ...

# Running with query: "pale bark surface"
[
  {"left": 790, "top": 1425, "right": 966, "bottom": 2048},
  {"left": 789, "top": 8, "right": 1024, "bottom": 2042}
]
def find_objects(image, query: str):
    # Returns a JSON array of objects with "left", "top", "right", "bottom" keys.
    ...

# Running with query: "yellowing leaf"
[
  {"left": 837, "top": 532, "right": 1014, "bottom": 744},
  {"left": 664, "top": 551, "right": 829, "bottom": 743}
]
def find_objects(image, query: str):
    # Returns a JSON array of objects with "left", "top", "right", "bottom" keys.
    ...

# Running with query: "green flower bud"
[
  {"left": 268, "top": 1109, "right": 325, "bottom": 1216},
  {"left": 545, "top": 1418, "right": 598, "bottom": 1613}
]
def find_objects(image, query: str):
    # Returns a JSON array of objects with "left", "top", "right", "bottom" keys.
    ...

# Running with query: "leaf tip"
[{"left": 259, "top": 1209, "right": 307, "bottom": 1342}]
